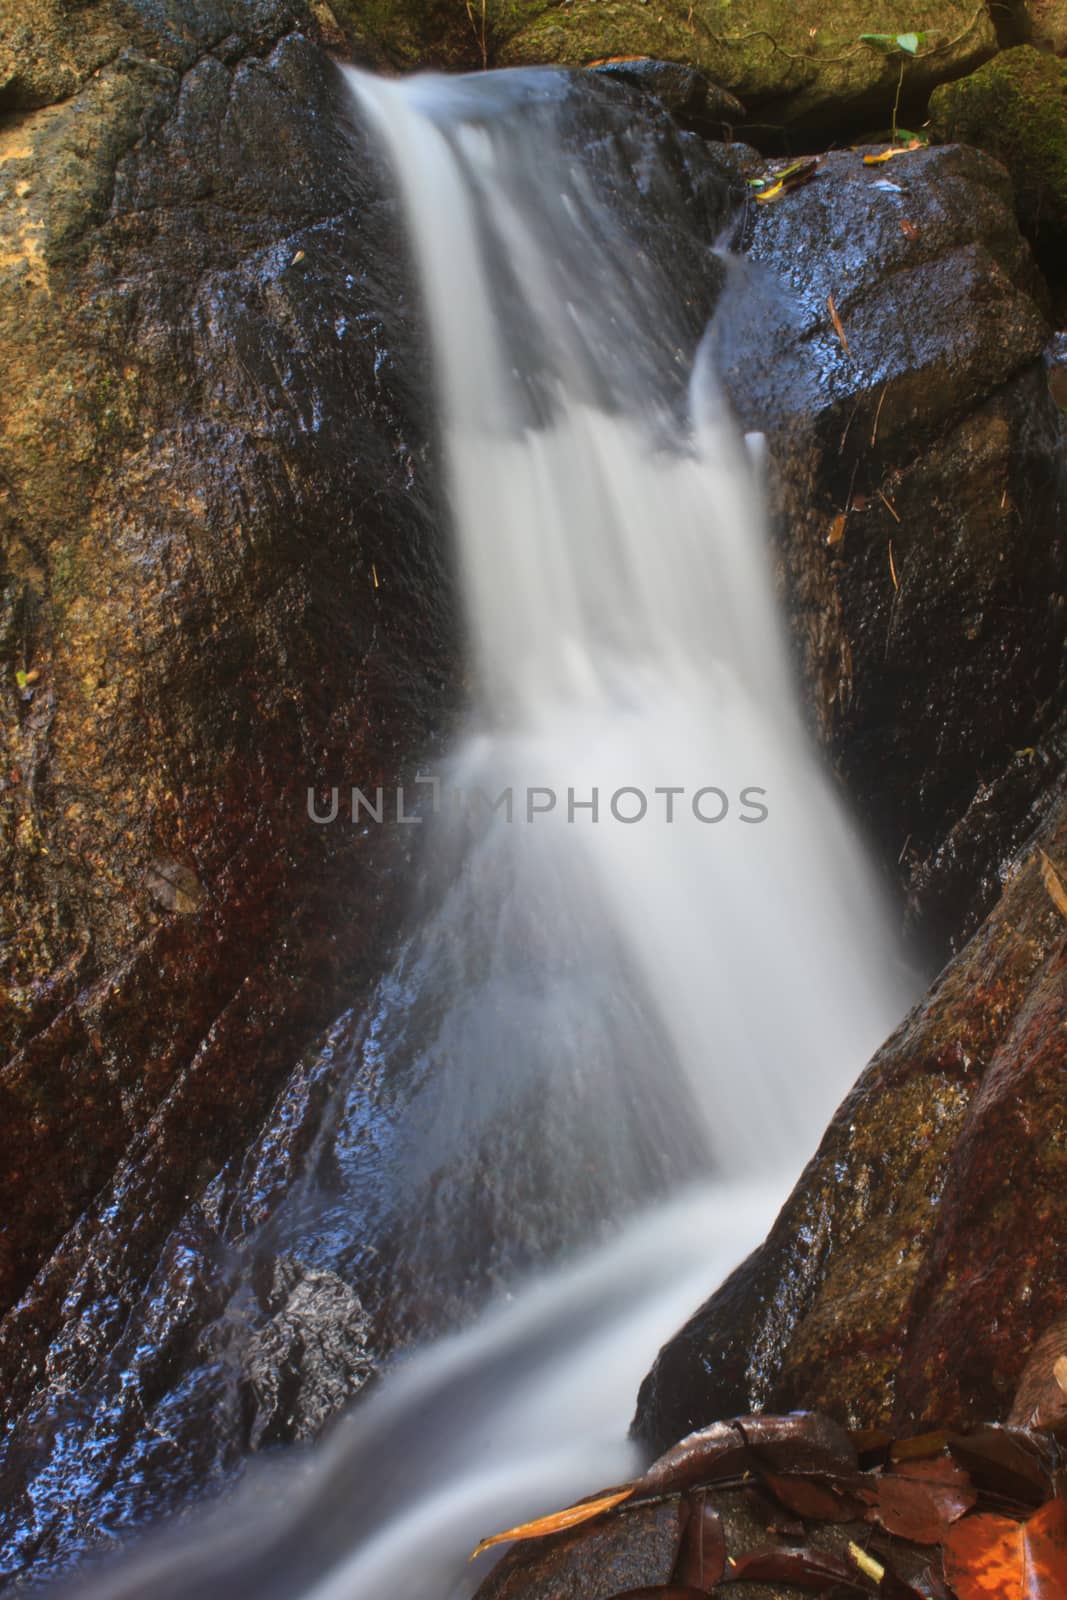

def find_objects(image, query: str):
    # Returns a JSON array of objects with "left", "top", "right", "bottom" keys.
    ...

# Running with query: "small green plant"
[{"left": 860, "top": 30, "right": 928, "bottom": 142}]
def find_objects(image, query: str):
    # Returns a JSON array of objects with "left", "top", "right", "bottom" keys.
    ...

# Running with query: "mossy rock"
[
  {"left": 1021, "top": 0, "right": 1067, "bottom": 57},
  {"left": 489, "top": 0, "right": 996, "bottom": 135},
  {"left": 930, "top": 44, "right": 1067, "bottom": 234}
]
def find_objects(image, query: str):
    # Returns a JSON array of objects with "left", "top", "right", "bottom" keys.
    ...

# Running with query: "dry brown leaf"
[
  {"left": 1055, "top": 1357, "right": 1067, "bottom": 1398},
  {"left": 827, "top": 512, "right": 847, "bottom": 547},
  {"left": 470, "top": 1487, "right": 633, "bottom": 1560},
  {"left": 827, "top": 292, "right": 852, "bottom": 357},
  {"left": 1038, "top": 850, "right": 1067, "bottom": 922}
]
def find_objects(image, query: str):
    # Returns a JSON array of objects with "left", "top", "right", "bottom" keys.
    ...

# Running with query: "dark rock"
[
  {"left": 634, "top": 797, "right": 1067, "bottom": 1453},
  {"left": 0, "top": 0, "right": 455, "bottom": 1560},
  {"left": 474, "top": 1498, "right": 683, "bottom": 1600},
  {"left": 243, "top": 1256, "right": 373, "bottom": 1449},
  {"left": 586, "top": 57, "right": 746, "bottom": 137},
  {"left": 715, "top": 142, "right": 1066, "bottom": 954}
]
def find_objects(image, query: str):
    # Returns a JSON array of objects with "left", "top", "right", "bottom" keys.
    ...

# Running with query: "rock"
[
  {"left": 243, "top": 1257, "right": 374, "bottom": 1450},
  {"left": 0, "top": 0, "right": 454, "bottom": 1444},
  {"left": 587, "top": 57, "right": 746, "bottom": 136},
  {"left": 475, "top": 1498, "right": 683, "bottom": 1600},
  {"left": 492, "top": 0, "right": 996, "bottom": 138},
  {"left": 634, "top": 796, "right": 1067, "bottom": 1453},
  {"left": 714, "top": 142, "right": 1066, "bottom": 953},
  {"left": 1020, "top": 0, "right": 1067, "bottom": 57},
  {"left": 929, "top": 46, "right": 1067, "bottom": 239}
]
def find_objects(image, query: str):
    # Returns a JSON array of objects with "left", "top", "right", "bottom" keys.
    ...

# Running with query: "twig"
[{"left": 871, "top": 382, "right": 889, "bottom": 447}]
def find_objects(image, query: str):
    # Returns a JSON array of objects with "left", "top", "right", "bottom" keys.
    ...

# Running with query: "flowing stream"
[{"left": 63, "top": 66, "right": 913, "bottom": 1600}]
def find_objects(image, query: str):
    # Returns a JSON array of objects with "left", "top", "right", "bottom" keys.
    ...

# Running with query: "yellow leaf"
[
  {"left": 863, "top": 139, "right": 922, "bottom": 164},
  {"left": 1039, "top": 849, "right": 1067, "bottom": 921},
  {"left": 470, "top": 1487, "right": 633, "bottom": 1560}
]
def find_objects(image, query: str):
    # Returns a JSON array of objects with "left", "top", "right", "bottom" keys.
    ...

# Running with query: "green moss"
[
  {"left": 930, "top": 45, "right": 1067, "bottom": 233},
  {"left": 485, "top": 0, "right": 996, "bottom": 129}
]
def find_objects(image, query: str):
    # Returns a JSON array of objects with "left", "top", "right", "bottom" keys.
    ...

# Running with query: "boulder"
[
  {"left": 1019, "top": 0, "right": 1067, "bottom": 57},
  {"left": 715, "top": 141, "right": 1066, "bottom": 952},
  {"left": 930, "top": 46, "right": 1067, "bottom": 239},
  {"left": 0, "top": 0, "right": 453, "bottom": 1444},
  {"left": 634, "top": 793, "right": 1067, "bottom": 1452}
]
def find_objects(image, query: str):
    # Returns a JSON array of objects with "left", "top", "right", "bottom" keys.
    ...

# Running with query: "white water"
[{"left": 66, "top": 67, "right": 915, "bottom": 1600}]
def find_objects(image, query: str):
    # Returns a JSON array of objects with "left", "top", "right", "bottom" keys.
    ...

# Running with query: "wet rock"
[
  {"left": 930, "top": 46, "right": 1067, "bottom": 239},
  {"left": 243, "top": 1257, "right": 374, "bottom": 1449},
  {"left": 0, "top": 0, "right": 454, "bottom": 1473},
  {"left": 715, "top": 142, "right": 1066, "bottom": 952},
  {"left": 634, "top": 796, "right": 1067, "bottom": 1454},
  {"left": 586, "top": 57, "right": 745, "bottom": 137},
  {"left": 474, "top": 1498, "right": 683, "bottom": 1600}
]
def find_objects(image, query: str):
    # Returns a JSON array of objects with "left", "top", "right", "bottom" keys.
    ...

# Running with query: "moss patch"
[
  {"left": 930, "top": 45, "right": 1067, "bottom": 236},
  {"left": 492, "top": 0, "right": 996, "bottom": 134}
]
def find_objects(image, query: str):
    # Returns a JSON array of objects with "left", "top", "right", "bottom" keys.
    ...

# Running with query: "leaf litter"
[{"left": 471, "top": 1409, "right": 1067, "bottom": 1598}]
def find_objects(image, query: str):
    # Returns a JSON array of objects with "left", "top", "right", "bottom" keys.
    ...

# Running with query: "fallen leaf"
[
  {"left": 764, "top": 1471, "right": 861, "bottom": 1522},
  {"left": 901, "top": 219, "right": 920, "bottom": 240},
  {"left": 726, "top": 1544, "right": 867, "bottom": 1590},
  {"left": 948, "top": 1426, "right": 1056, "bottom": 1509},
  {"left": 863, "top": 141, "right": 922, "bottom": 165},
  {"left": 470, "top": 1487, "right": 633, "bottom": 1559},
  {"left": 738, "top": 1413, "right": 859, "bottom": 1478},
  {"left": 870, "top": 1457, "right": 976, "bottom": 1543},
  {"left": 828, "top": 512, "right": 848, "bottom": 547},
  {"left": 1055, "top": 1357, "right": 1067, "bottom": 1397},
  {"left": 673, "top": 1493, "right": 726, "bottom": 1590},
  {"left": 755, "top": 157, "right": 819, "bottom": 203},
  {"left": 1039, "top": 850, "right": 1067, "bottom": 922},
  {"left": 639, "top": 1419, "right": 751, "bottom": 1495},
  {"left": 943, "top": 1498, "right": 1067, "bottom": 1600},
  {"left": 828, "top": 292, "right": 852, "bottom": 357}
]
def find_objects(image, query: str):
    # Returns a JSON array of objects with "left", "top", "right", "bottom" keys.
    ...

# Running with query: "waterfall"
[{"left": 61, "top": 66, "right": 914, "bottom": 1600}]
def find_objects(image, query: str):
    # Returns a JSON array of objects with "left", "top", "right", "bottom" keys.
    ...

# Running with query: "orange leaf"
[
  {"left": 470, "top": 1487, "right": 633, "bottom": 1559},
  {"left": 943, "top": 1499, "right": 1067, "bottom": 1599}
]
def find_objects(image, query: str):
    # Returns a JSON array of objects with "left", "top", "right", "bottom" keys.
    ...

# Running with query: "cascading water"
[{"left": 60, "top": 66, "right": 915, "bottom": 1600}]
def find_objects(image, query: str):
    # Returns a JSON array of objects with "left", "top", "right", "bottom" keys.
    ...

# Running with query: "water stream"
[{"left": 61, "top": 65, "right": 913, "bottom": 1600}]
